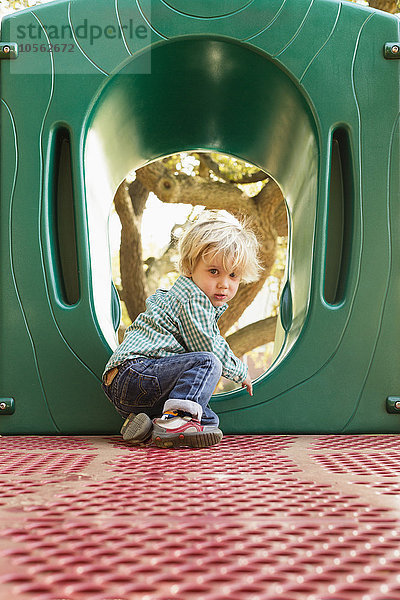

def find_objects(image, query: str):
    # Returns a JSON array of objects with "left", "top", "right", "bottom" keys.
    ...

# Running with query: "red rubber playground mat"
[{"left": 1, "top": 434, "right": 400, "bottom": 599}]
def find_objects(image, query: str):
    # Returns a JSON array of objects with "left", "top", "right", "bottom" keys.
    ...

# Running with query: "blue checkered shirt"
[{"left": 104, "top": 275, "right": 247, "bottom": 383}]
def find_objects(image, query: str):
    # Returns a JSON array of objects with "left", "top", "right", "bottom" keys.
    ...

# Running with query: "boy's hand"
[{"left": 242, "top": 374, "right": 253, "bottom": 396}]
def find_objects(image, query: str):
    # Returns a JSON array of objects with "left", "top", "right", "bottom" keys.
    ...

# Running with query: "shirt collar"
[{"left": 171, "top": 276, "right": 228, "bottom": 318}]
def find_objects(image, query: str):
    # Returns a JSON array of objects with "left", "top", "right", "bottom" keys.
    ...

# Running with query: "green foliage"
[
  {"left": 3, "top": 0, "right": 43, "bottom": 9},
  {"left": 0, "top": 0, "right": 54, "bottom": 17}
]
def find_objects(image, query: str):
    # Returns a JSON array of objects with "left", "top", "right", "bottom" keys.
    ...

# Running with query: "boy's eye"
[
  {"left": 209, "top": 269, "right": 218, "bottom": 275},
  {"left": 230, "top": 272, "right": 238, "bottom": 279}
]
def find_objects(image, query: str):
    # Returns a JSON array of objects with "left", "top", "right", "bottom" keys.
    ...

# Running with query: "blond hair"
[{"left": 178, "top": 211, "right": 262, "bottom": 283}]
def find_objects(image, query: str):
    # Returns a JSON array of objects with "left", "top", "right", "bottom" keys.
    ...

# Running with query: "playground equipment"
[{"left": 0, "top": 0, "right": 399, "bottom": 434}]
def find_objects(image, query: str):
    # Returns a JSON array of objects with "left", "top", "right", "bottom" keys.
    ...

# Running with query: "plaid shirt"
[{"left": 104, "top": 275, "right": 247, "bottom": 383}]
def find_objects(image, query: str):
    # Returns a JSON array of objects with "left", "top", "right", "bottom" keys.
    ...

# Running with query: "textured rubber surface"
[{"left": 1, "top": 434, "right": 400, "bottom": 599}]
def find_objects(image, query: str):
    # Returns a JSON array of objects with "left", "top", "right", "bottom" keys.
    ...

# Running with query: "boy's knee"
[{"left": 202, "top": 352, "right": 222, "bottom": 377}]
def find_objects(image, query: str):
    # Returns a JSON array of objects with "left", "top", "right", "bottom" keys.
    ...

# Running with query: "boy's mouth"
[{"left": 214, "top": 294, "right": 226, "bottom": 300}]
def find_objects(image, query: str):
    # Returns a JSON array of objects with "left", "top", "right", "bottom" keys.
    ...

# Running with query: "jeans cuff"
[{"left": 163, "top": 398, "right": 203, "bottom": 420}]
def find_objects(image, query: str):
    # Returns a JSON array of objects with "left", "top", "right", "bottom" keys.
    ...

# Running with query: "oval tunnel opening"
[
  {"left": 108, "top": 151, "right": 289, "bottom": 391},
  {"left": 83, "top": 35, "right": 319, "bottom": 391}
]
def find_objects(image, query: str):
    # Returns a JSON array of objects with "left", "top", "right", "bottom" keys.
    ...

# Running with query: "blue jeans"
[{"left": 102, "top": 352, "right": 222, "bottom": 426}]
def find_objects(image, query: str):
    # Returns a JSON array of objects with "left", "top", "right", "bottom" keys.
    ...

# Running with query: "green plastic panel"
[{"left": 0, "top": 0, "right": 399, "bottom": 434}]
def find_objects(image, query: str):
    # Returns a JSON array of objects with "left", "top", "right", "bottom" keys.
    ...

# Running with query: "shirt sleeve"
[{"left": 178, "top": 293, "right": 248, "bottom": 383}]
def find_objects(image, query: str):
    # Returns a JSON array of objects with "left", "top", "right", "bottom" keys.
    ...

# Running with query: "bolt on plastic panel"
[{"left": 1, "top": 434, "right": 400, "bottom": 599}]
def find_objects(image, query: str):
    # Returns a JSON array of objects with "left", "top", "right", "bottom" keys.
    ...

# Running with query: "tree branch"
[
  {"left": 367, "top": 0, "right": 398, "bottom": 13},
  {"left": 135, "top": 161, "right": 257, "bottom": 219},
  {"left": 198, "top": 153, "right": 270, "bottom": 184},
  {"left": 136, "top": 159, "right": 287, "bottom": 334},
  {"left": 226, "top": 316, "right": 278, "bottom": 356}
]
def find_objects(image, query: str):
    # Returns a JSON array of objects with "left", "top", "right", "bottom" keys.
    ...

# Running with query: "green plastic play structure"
[{"left": 1, "top": 0, "right": 399, "bottom": 434}]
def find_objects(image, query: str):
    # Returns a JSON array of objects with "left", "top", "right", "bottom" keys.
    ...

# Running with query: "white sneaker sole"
[
  {"left": 152, "top": 427, "right": 223, "bottom": 449},
  {"left": 121, "top": 413, "right": 153, "bottom": 443}
]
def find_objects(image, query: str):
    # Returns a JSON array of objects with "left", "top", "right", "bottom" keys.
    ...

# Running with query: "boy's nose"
[{"left": 217, "top": 278, "right": 229, "bottom": 289}]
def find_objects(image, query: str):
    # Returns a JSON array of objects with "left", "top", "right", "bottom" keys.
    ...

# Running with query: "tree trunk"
[
  {"left": 134, "top": 159, "right": 288, "bottom": 347},
  {"left": 114, "top": 180, "right": 149, "bottom": 321},
  {"left": 218, "top": 179, "right": 286, "bottom": 335},
  {"left": 368, "top": 0, "right": 398, "bottom": 13}
]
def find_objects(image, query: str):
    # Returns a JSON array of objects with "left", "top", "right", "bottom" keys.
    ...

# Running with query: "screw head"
[
  {"left": 3, "top": 46, "right": 10, "bottom": 54},
  {"left": 392, "top": 45, "right": 399, "bottom": 54},
  {"left": 395, "top": 401, "right": 400, "bottom": 410},
  {"left": 0, "top": 402, "right": 6, "bottom": 410}
]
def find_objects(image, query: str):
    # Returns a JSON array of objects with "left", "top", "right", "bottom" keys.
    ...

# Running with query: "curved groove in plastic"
[
  {"left": 273, "top": 0, "right": 315, "bottom": 58},
  {"left": 115, "top": 0, "right": 133, "bottom": 55},
  {"left": 67, "top": 1, "right": 109, "bottom": 75},
  {"left": 220, "top": 13, "right": 378, "bottom": 416},
  {"left": 136, "top": 0, "right": 168, "bottom": 40},
  {"left": 244, "top": 0, "right": 288, "bottom": 42},
  {"left": 300, "top": 2, "right": 341, "bottom": 83},
  {"left": 342, "top": 110, "right": 399, "bottom": 432},
  {"left": 159, "top": 0, "right": 255, "bottom": 19},
  {"left": 33, "top": 13, "right": 102, "bottom": 382},
  {"left": 1, "top": 98, "right": 59, "bottom": 431}
]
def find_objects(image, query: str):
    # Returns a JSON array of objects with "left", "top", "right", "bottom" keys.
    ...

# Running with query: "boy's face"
[{"left": 189, "top": 252, "right": 241, "bottom": 307}]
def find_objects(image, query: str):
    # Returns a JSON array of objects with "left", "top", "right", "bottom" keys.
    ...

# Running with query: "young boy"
[{"left": 102, "top": 211, "right": 261, "bottom": 448}]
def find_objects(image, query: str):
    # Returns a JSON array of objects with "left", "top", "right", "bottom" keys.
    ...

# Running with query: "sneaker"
[
  {"left": 120, "top": 413, "right": 153, "bottom": 444},
  {"left": 152, "top": 413, "right": 223, "bottom": 449}
]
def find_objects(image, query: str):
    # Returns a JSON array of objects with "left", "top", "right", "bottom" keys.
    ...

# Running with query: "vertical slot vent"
[
  {"left": 52, "top": 127, "right": 80, "bottom": 305},
  {"left": 324, "top": 128, "right": 353, "bottom": 305}
]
